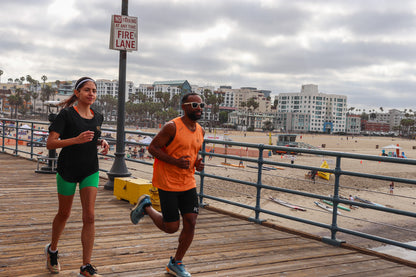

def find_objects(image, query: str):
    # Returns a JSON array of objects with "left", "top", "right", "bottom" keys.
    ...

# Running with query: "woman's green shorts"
[{"left": 56, "top": 172, "right": 99, "bottom": 196}]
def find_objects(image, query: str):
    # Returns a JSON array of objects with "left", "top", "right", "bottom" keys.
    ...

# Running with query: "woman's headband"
[{"left": 75, "top": 78, "right": 95, "bottom": 90}]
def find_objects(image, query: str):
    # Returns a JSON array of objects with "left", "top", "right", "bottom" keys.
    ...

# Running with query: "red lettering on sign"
[{"left": 117, "top": 31, "right": 135, "bottom": 39}]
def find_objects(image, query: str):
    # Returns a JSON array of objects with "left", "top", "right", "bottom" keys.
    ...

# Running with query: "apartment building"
[
  {"left": 135, "top": 83, "right": 182, "bottom": 102},
  {"left": 217, "top": 86, "right": 271, "bottom": 112},
  {"left": 346, "top": 114, "right": 361, "bottom": 134},
  {"left": 277, "top": 84, "right": 347, "bottom": 133},
  {"left": 96, "top": 79, "right": 134, "bottom": 101},
  {"left": 361, "top": 109, "right": 404, "bottom": 132}
]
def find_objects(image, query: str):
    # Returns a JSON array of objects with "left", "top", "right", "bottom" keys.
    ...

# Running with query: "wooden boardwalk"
[{"left": 1, "top": 153, "right": 415, "bottom": 276}]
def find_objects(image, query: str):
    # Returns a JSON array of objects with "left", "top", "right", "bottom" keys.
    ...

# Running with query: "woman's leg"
[
  {"left": 79, "top": 186, "right": 98, "bottom": 265},
  {"left": 50, "top": 194, "right": 75, "bottom": 251}
]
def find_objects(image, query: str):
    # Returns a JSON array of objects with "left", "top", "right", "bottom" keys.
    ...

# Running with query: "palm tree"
[
  {"left": 170, "top": 93, "right": 181, "bottom": 110},
  {"left": 41, "top": 75, "right": 47, "bottom": 87},
  {"left": 262, "top": 120, "right": 274, "bottom": 131},
  {"left": 54, "top": 80, "right": 61, "bottom": 100},
  {"left": 202, "top": 89, "right": 225, "bottom": 128},
  {"left": 32, "top": 92, "right": 39, "bottom": 114},
  {"left": 23, "top": 91, "right": 32, "bottom": 114},
  {"left": 98, "top": 95, "right": 118, "bottom": 121},
  {"left": 246, "top": 97, "right": 259, "bottom": 129},
  {"left": 0, "top": 69, "right": 3, "bottom": 83},
  {"left": 400, "top": 118, "right": 415, "bottom": 138},
  {"left": 155, "top": 91, "right": 171, "bottom": 110},
  {"left": 8, "top": 89, "right": 23, "bottom": 118}
]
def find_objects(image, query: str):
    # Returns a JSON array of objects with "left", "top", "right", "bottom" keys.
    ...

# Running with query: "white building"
[
  {"left": 346, "top": 114, "right": 361, "bottom": 134},
  {"left": 96, "top": 79, "right": 134, "bottom": 101},
  {"left": 135, "top": 83, "right": 182, "bottom": 103},
  {"left": 217, "top": 86, "right": 271, "bottom": 112},
  {"left": 277, "top": 84, "right": 347, "bottom": 133}
]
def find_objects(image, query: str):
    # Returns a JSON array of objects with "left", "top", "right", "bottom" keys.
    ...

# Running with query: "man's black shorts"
[{"left": 158, "top": 188, "right": 199, "bottom": 222}]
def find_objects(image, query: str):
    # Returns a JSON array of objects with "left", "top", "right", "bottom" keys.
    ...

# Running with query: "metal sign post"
[{"left": 105, "top": 0, "right": 138, "bottom": 190}]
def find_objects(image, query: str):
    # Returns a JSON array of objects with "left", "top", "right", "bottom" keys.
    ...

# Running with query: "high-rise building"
[{"left": 277, "top": 84, "right": 347, "bottom": 133}]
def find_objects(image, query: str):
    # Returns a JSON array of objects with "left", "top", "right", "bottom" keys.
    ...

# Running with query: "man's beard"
[{"left": 188, "top": 112, "right": 202, "bottom": 121}]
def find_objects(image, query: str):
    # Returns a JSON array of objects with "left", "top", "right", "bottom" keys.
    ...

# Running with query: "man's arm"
[{"left": 148, "top": 121, "right": 191, "bottom": 169}]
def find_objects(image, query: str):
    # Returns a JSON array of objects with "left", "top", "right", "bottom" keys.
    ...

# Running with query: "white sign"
[{"left": 109, "top": 15, "right": 138, "bottom": 51}]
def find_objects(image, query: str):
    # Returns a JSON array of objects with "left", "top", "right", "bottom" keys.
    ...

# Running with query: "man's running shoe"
[
  {"left": 44, "top": 243, "right": 60, "bottom": 274},
  {"left": 166, "top": 257, "right": 191, "bottom": 277},
  {"left": 78, "top": 263, "right": 102, "bottom": 277},
  {"left": 130, "top": 194, "right": 151, "bottom": 224}
]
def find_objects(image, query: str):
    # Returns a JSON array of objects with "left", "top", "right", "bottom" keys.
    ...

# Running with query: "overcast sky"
[{"left": 1, "top": 0, "right": 416, "bottom": 111}]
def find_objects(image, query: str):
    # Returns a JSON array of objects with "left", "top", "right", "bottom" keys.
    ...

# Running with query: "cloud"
[{"left": 0, "top": 0, "right": 416, "bottom": 110}]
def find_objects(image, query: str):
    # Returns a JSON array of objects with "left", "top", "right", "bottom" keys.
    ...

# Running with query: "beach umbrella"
[{"left": 21, "top": 124, "right": 31, "bottom": 129}]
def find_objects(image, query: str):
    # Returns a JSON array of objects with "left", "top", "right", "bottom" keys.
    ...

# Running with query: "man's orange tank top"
[{"left": 152, "top": 117, "right": 204, "bottom": 192}]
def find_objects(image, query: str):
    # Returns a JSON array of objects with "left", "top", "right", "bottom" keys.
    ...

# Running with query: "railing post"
[
  {"left": 29, "top": 122, "right": 34, "bottom": 159},
  {"left": 322, "top": 156, "right": 345, "bottom": 246},
  {"left": 35, "top": 114, "right": 57, "bottom": 174},
  {"left": 1, "top": 120, "right": 4, "bottom": 152},
  {"left": 14, "top": 122, "right": 18, "bottom": 156},
  {"left": 198, "top": 141, "right": 206, "bottom": 206},
  {"left": 249, "top": 144, "right": 266, "bottom": 224}
]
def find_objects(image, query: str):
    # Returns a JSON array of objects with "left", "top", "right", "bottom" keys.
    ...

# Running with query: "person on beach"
[
  {"left": 389, "top": 181, "right": 394, "bottom": 194},
  {"left": 349, "top": 195, "right": 354, "bottom": 209},
  {"left": 45, "top": 77, "right": 109, "bottom": 276},
  {"left": 310, "top": 169, "right": 317, "bottom": 184},
  {"left": 130, "top": 92, "right": 205, "bottom": 277}
]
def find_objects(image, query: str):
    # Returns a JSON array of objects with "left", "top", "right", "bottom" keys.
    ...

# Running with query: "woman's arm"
[{"left": 46, "top": 130, "right": 95, "bottom": 150}]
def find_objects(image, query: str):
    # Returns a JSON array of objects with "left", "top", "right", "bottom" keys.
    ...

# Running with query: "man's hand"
[
  {"left": 176, "top": 155, "right": 191, "bottom": 169},
  {"left": 195, "top": 158, "right": 204, "bottom": 171}
]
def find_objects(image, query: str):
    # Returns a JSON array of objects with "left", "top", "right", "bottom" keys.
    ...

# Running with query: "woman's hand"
[
  {"left": 76, "top": 130, "right": 95, "bottom": 144},
  {"left": 99, "top": 139, "right": 109, "bottom": 155}
]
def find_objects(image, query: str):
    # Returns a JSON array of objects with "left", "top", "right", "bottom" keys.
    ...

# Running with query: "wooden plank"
[{"left": 0, "top": 153, "right": 415, "bottom": 277}]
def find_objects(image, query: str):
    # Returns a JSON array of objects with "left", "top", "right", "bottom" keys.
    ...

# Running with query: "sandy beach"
[
  {"left": 10, "top": 128, "right": 416, "bottom": 255},
  {"left": 106, "top": 129, "right": 416, "bottom": 252}
]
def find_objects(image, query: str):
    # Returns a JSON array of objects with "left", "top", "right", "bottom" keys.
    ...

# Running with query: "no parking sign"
[{"left": 109, "top": 14, "right": 138, "bottom": 51}]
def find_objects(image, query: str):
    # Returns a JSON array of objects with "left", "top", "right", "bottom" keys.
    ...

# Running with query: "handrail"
[{"left": 1, "top": 117, "right": 415, "bottom": 254}]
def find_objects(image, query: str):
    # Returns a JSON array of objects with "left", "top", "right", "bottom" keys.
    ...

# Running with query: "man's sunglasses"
[{"left": 184, "top": 102, "right": 205, "bottom": 109}]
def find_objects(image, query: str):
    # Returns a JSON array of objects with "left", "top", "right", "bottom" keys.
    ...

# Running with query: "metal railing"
[{"left": 1, "top": 117, "right": 416, "bottom": 253}]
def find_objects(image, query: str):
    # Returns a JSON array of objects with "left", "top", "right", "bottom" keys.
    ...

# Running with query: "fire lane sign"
[{"left": 109, "top": 15, "right": 138, "bottom": 51}]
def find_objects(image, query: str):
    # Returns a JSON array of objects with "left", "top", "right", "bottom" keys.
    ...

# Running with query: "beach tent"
[
  {"left": 139, "top": 136, "right": 153, "bottom": 145},
  {"left": 34, "top": 131, "right": 49, "bottom": 136},
  {"left": 317, "top": 160, "right": 331, "bottom": 180},
  {"left": 382, "top": 144, "right": 402, "bottom": 149}
]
